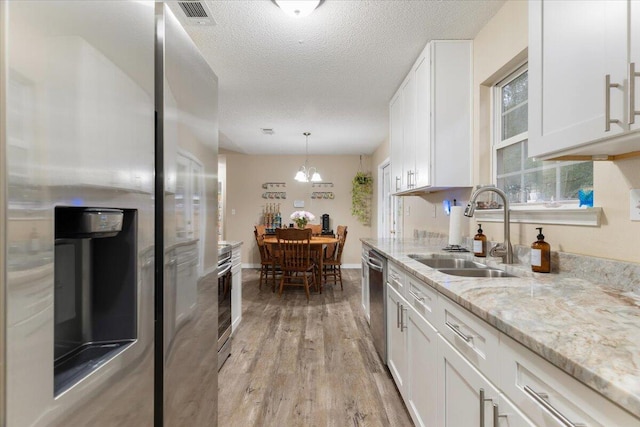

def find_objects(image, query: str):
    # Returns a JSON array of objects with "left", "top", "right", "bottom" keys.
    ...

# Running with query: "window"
[{"left": 493, "top": 67, "right": 593, "bottom": 205}]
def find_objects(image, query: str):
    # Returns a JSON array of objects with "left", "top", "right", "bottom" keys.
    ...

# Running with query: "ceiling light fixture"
[
  {"left": 295, "top": 132, "right": 322, "bottom": 183},
  {"left": 274, "top": 0, "right": 321, "bottom": 18}
]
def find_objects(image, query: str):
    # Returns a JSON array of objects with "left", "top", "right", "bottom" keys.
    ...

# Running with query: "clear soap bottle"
[
  {"left": 473, "top": 224, "right": 486, "bottom": 257},
  {"left": 531, "top": 227, "right": 551, "bottom": 273}
]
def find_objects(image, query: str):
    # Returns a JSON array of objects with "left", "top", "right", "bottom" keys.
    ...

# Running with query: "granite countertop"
[
  {"left": 362, "top": 238, "right": 640, "bottom": 419},
  {"left": 219, "top": 240, "right": 242, "bottom": 250}
]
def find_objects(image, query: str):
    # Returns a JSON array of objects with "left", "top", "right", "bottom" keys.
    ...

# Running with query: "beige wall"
[
  {"left": 375, "top": 0, "right": 640, "bottom": 263},
  {"left": 225, "top": 153, "right": 372, "bottom": 266}
]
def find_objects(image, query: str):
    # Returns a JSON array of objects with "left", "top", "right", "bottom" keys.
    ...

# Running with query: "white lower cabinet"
[
  {"left": 382, "top": 259, "right": 640, "bottom": 426},
  {"left": 437, "top": 335, "right": 499, "bottom": 427},
  {"left": 500, "top": 334, "right": 640, "bottom": 427},
  {"left": 406, "top": 305, "right": 438, "bottom": 427},
  {"left": 231, "top": 246, "right": 242, "bottom": 332},
  {"left": 387, "top": 281, "right": 439, "bottom": 426},
  {"left": 386, "top": 284, "right": 408, "bottom": 398},
  {"left": 361, "top": 246, "right": 370, "bottom": 323}
]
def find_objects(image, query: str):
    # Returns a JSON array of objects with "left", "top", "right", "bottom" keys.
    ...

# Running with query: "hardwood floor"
[{"left": 218, "top": 268, "right": 414, "bottom": 427}]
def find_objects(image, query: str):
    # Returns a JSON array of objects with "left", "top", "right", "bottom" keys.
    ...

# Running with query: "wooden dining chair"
[
  {"left": 276, "top": 227, "right": 316, "bottom": 301},
  {"left": 255, "top": 224, "right": 267, "bottom": 237},
  {"left": 323, "top": 226, "right": 348, "bottom": 290},
  {"left": 254, "top": 229, "right": 278, "bottom": 291},
  {"left": 305, "top": 224, "right": 322, "bottom": 236}
]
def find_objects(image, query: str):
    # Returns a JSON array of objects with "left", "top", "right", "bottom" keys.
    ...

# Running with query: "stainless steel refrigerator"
[{"left": 0, "top": 1, "right": 219, "bottom": 425}]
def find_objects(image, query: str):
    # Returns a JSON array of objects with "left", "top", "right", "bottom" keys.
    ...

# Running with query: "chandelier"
[{"left": 294, "top": 132, "right": 322, "bottom": 183}]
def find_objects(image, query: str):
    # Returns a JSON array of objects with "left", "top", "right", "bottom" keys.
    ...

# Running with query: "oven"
[{"left": 217, "top": 244, "right": 233, "bottom": 370}]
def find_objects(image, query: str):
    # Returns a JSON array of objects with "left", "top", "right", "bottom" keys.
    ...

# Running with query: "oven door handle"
[{"left": 217, "top": 262, "right": 232, "bottom": 278}]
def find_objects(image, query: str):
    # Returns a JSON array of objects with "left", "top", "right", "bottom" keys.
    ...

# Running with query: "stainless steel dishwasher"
[{"left": 367, "top": 249, "right": 387, "bottom": 364}]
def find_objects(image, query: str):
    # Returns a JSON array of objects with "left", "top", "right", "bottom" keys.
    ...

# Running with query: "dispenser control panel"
[{"left": 80, "top": 208, "right": 123, "bottom": 234}]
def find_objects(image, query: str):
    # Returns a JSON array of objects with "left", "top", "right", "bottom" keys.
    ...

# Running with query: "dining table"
[{"left": 263, "top": 235, "right": 339, "bottom": 293}]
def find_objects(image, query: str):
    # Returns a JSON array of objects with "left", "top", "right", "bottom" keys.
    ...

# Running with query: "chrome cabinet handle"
[
  {"left": 445, "top": 321, "right": 472, "bottom": 342},
  {"left": 408, "top": 289, "right": 425, "bottom": 302},
  {"left": 605, "top": 74, "right": 621, "bottom": 131},
  {"left": 479, "top": 388, "right": 493, "bottom": 427},
  {"left": 493, "top": 403, "right": 507, "bottom": 427},
  {"left": 523, "top": 385, "right": 586, "bottom": 427},
  {"left": 630, "top": 63, "right": 640, "bottom": 124},
  {"left": 400, "top": 305, "right": 408, "bottom": 332},
  {"left": 397, "top": 301, "right": 401, "bottom": 328},
  {"left": 395, "top": 176, "right": 401, "bottom": 191}
]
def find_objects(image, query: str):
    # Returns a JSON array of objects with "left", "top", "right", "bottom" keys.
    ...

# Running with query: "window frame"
[
  {"left": 477, "top": 63, "right": 602, "bottom": 226},
  {"left": 491, "top": 65, "right": 591, "bottom": 207}
]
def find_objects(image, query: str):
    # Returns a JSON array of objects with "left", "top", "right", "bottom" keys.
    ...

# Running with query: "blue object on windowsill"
[{"left": 578, "top": 189, "right": 594, "bottom": 207}]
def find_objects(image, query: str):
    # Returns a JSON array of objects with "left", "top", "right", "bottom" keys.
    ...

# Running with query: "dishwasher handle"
[{"left": 367, "top": 257, "right": 384, "bottom": 272}]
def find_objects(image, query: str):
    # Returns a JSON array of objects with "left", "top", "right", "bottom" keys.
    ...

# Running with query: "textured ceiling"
[{"left": 169, "top": 0, "right": 506, "bottom": 155}]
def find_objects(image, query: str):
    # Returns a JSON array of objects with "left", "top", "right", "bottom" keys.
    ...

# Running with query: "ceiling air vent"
[{"left": 178, "top": 1, "right": 216, "bottom": 26}]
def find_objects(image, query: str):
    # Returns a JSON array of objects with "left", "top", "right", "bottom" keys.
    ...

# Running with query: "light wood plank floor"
[{"left": 218, "top": 268, "right": 414, "bottom": 427}]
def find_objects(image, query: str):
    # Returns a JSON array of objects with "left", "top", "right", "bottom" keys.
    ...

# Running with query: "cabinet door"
[
  {"left": 231, "top": 264, "right": 242, "bottom": 332},
  {"left": 629, "top": 1, "right": 640, "bottom": 133},
  {"left": 390, "top": 94, "right": 404, "bottom": 192},
  {"left": 414, "top": 53, "right": 432, "bottom": 188},
  {"left": 431, "top": 40, "right": 472, "bottom": 187},
  {"left": 407, "top": 307, "right": 438, "bottom": 427},
  {"left": 361, "top": 251, "right": 370, "bottom": 323},
  {"left": 402, "top": 75, "right": 417, "bottom": 190},
  {"left": 437, "top": 335, "right": 498, "bottom": 427},
  {"left": 529, "top": 0, "right": 628, "bottom": 158},
  {"left": 386, "top": 284, "right": 408, "bottom": 397}
]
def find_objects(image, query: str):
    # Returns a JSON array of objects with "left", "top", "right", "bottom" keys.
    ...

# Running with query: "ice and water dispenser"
[{"left": 54, "top": 207, "right": 137, "bottom": 395}]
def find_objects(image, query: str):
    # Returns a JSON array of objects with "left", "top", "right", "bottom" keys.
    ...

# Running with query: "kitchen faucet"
[{"left": 464, "top": 185, "right": 514, "bottom": 264}]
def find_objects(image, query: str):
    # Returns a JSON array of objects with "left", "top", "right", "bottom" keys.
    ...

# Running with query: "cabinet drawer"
[
  {"left": 438, "top": 295, "right": 499, "bottom": 382},
  {"left": 499, "top": 334, "right": 640, "bottom": 427},
  {"left": 231, "top": 249, "right": 241, "bottom": 267},
  {"left": 406, "top": 275, "right": 438, "bottom": 327},
  {"left": 387, "top": 261, "right": 406, "bottom": 296}
]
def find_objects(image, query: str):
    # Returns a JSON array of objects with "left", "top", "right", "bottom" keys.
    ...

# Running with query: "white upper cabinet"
[
  {"left": 390, "top": 94, "right": 404, "bottom": 192},
  {"left": 529, "top": 0, "right": 640, "bottom": 159},
  {"left": 414, "top": 55, "right": 432, "bottom": 188},
  {"left": 402, "top": 76, "right": 417, "bottom": 190},
  {"left": 390, "top": 40, "right": 472, "bottom": 195}
]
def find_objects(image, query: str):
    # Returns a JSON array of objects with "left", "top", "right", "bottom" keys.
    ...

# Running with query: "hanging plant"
[{"left": 351, "top": 171, "right": 372, "bottom": 226}]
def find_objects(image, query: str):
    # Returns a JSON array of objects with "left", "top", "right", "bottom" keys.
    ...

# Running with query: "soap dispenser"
[
  {"left": 531, "top": 227, "right": 550, "bottom": 273},
  {"left": 473, "top": 224, "right": 487, "bottom": 257}
]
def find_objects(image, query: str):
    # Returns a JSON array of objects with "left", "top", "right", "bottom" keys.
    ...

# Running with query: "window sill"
[{"left": 473, "top": 205, "right": 602, "bottom": 226}]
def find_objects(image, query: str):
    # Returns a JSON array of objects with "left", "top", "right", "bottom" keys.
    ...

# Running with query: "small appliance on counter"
[{"left": 321, "top": 213, "right": 334, "bottom": 235}]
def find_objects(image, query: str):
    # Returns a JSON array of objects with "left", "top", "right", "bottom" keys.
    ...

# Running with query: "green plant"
[{"left": 351, "top": 171, "right": 372, "bottom": 226}]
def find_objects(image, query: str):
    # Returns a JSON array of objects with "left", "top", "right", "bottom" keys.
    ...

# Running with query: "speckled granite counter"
[
  {"left": 219, "top": 240, "right": 242, "bottom": 251},
  {"left": 362, "top": 238, "right": 640, "bottom": 419}
]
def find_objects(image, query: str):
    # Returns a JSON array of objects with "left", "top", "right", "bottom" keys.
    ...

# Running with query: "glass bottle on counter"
[
  {"left": 531, "top": 227, "right": 551, "bottom": 273},
  {"left": 473, "top": 224, "right": 486, "bottom": 257}
]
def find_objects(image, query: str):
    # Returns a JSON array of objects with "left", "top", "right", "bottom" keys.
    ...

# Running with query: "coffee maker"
[{"left": 321, "top": 214, "right": 333, "bottom": 235}]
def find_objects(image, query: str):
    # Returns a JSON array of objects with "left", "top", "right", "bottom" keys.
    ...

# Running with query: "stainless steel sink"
[
  {"left": 409, "top": 254, "right": 486, "bottom": 269},
  {"left": 437, "top": 268, "right": 516, "bottom": 278}
]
